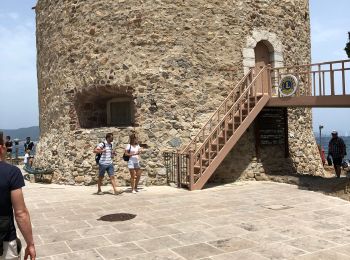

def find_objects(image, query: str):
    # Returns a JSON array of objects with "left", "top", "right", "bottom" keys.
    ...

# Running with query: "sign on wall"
[
  {"left": 279, "top": 75, "right": 298, "bottom": 97},
  {"left": 258, "top": 108, "right": 286, "bottom": 145}
]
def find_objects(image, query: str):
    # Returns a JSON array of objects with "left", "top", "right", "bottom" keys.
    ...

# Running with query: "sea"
[
  {"left": 9, "top": 137, "right": 350, "bottom": 158},
  {"left": 315, "top": 136, "right": 350, "bottom": 157}
]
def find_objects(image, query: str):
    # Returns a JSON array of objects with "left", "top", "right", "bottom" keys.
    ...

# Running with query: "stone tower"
[{"left": 35, "top": 0, "right": 324, "bottom": 186}]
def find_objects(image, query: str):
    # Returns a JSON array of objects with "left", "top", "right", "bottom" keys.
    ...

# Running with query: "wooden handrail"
[
  {"left": 271, "top": 59, "right": 350, "bottom": 98},
  {"left": 181, "top": 69, "right": 255, "bottom": 153},
  {"left": 193, "top": 66, "right": 268, "bottom": 159},
  {"left": 272, "top": 59, "right": 350, "bottom": 70}
]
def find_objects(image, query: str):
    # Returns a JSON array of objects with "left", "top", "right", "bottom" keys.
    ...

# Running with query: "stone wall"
[{"left": 35, "top": 0, "right": 323, "bottom": 186}]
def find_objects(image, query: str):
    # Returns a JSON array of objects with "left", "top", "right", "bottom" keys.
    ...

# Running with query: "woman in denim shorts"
[{"left": 125, "top": 134, "right": 142, "bottom": 194}]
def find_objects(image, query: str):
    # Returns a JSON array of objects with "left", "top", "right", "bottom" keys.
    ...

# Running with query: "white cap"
[{"left": 331, "top": 130, "right": 338, "bottom": 135}]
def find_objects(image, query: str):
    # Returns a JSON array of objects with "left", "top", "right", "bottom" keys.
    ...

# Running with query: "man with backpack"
[
  {"left": 0, "top": 131, "right": 36, "bottom": 260},
  {"left": 94, "top": 133, "right": 122, "bottom": 195},
  {"left": 328, "top": 130, "right": 347, "bottom": 178}
]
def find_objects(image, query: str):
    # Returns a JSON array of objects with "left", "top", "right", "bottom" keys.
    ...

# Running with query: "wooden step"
[
  {"left": 205, "top": 151, "right": 218, "bottom": 159},
  {"left": 243, "top": 101, "right": 256, "bottom": 109},
  {"left": 211, "top": 142, "right": 224, "bottom": 149},
  {"left": 194, "top": 165, "right": 207, "bottom": 175},
  {"left": 228, "top": 121, "right": 243, "bottom": 130}
]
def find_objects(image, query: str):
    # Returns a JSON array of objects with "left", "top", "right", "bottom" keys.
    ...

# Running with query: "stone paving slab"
[{"left": 18, "top": 180, "right": 350, "bottom": 259}]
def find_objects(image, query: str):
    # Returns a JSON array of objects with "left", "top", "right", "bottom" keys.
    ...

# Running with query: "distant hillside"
[{"left": 1, "top": 126, "right": 40, "bottom": 141}]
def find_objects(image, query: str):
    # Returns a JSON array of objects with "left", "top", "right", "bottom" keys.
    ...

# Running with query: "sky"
[
  {"left": 310, "top": 0, "right": 350, "bottom": 136},
  {"left": 0, "top": 0, "right": 349, "bottom": 135}
]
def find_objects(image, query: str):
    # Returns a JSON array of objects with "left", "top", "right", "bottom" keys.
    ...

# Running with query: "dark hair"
[
  {"left": 6, "top": 136, "right": 10, "bottom": 140},
  {"left": 0, "top": 132, "right": 3, "bottom": 145},
  {"left": 129, "top": 133, "right": 137, "bottom": 144},
  {"left": 106, "top": 133, "right": 113, "bottom": 139}
]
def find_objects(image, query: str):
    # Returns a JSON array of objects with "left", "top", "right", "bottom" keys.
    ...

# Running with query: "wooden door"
[{"left": 254, "top": 41, "right": 270, "bottom": 94}]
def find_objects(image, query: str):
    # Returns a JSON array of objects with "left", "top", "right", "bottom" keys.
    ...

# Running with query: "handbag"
[
  {"left": 122, "top": 145, "right": 131, "bottom": 161},
  {"left": 327, "top": 154, "right": 333, "bottom": 166}
]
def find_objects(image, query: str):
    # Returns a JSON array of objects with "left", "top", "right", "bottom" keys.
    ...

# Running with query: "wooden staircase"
[
  {"left": 164, "top": 66, "right": 271, "bottom": 190},
  {"left": 163, "top": 59, "right": 350, "bottom": 190}
]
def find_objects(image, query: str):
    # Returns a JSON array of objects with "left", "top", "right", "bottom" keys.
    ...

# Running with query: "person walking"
[
  {"left": 328, "top": 130, "right": 347, "bottom": 178},
  {"left": 24, "top": 137, "right": 34, "bottom": 152},
  {"left": 0, "top": 131, "right": 36, "bottom": 260},
  {"left": 125, "top": 133, "right": 142, "bottom": 194},
  {"left": 94, "top": 133, "right": 121, "bottom": 195}
]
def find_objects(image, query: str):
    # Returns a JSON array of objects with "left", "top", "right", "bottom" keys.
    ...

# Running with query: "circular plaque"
[{"left": 278, "top": 75, "right": 298, "bottom": 97}]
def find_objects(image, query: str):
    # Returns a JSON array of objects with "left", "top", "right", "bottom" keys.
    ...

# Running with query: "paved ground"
[{"left": 20, "top": 180, "right": 350, "bottom": 260}]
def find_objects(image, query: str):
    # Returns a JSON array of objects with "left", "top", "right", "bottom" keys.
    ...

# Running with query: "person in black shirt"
[
  {"left": 5, "top": 136, "right": 12, "bottom": 162},
  {"left": 0, "top": 132, "right": 36, "bottom": 259},
  {"left": 328, "top": 130, "right": 347, "bottom": 178},
  {"left": 24, "top": 137, "right": 34, "bottom": 152},
  {"left": 5, "top": 136, "right": 12, "bottom": 153}
]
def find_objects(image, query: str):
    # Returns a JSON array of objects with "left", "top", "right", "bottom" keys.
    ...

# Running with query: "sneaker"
[
  {"left": 132, "top": 190, "right": 137, "bottom": 194},
  {"left": 135, "top": 189, "right": 139, "bottom": 192},
  {"left": 97, "top": 191, "right": 104, "bottom": 195}
]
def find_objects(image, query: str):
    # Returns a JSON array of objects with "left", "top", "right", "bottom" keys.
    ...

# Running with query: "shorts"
[
  {"left": 333, "top": 157, "right": 343, "bottom": 167},
  {"left": 98, "top": 163, "right": 114, "bottom": 177},
  {"left": 1, "top": 239, "right": 21, "bottom": 260},
  {"left": 128, "top": 160, "right": 140, "bottom": 169}
]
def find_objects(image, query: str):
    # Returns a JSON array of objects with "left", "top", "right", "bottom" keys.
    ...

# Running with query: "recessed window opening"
[
  {"left": 107, "top": 97, "right": 134, "bottom": 127},
  {"left": 75, "top": 88, "right": 134, "bottom": 129}
]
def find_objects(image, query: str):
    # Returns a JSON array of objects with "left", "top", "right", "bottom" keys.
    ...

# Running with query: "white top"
[
  {"left": 98, "top": 141, "right": 113, "bottom": 165},
  {"left": 24, "top": 153, "right": 29, "bottom": 164},
  {"left": 125, "top": 144, "right": 141, "bottom": 162}
]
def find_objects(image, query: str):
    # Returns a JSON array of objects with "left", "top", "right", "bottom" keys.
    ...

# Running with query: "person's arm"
[
  {"left": 341, "top": 139, "right": 347, "bottom": 157},
  {"left": 11, "top": 188, "right": 36, "bottom": 260},
  {"left": 125, "top": 145, "right": 133, "bottom": 156},
  {"left": 328, "top": 141, "right": 332, "bottom": 156},
  {"left": 94, "top": 143, "right": 105, "bottom": 154}
]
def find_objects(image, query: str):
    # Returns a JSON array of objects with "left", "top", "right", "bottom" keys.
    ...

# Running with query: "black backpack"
[
  {"left": 95, "top": 142, "right": 106, "bottom": 165},
  {"left": 0, "top": 216, "right": 10, "bottom": 256}
]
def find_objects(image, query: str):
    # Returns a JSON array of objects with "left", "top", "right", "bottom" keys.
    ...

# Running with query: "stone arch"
[
  {"left": 74, "top": 85, "right": 135, "bottom": 129},
  {"left": 242, "top": 29, "right": 284, "bottom": 74}
]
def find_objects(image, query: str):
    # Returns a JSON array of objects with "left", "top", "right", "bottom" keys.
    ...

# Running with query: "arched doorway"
[
  {"left": 255, "top": 41, "right": 270, "bottom": 70},
  {"left": 254, "top": 41, "right": 273, "bottom": 94}
]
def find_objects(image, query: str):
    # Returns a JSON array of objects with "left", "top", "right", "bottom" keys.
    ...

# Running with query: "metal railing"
[{"left": 163, "top": 151, "right": 189, "bottom": 188}]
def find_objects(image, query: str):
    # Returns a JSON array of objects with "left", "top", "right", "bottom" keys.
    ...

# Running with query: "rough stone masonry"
[{"left": 34, "top": 0, "right": 324, "bottom": 186}]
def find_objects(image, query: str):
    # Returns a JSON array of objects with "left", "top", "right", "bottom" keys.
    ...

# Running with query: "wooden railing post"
[
  {"left": 330, "top": 63, "right": 335, "bottom": 96},
  {"left": 342, "top": 61, "right": 346, "bottom": 95},
  {"left": 188, "top": 149, "right": 194, "bottom": 190},
  {"left": 267, "top": 65, "right": 272, "bottom": 97}
]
